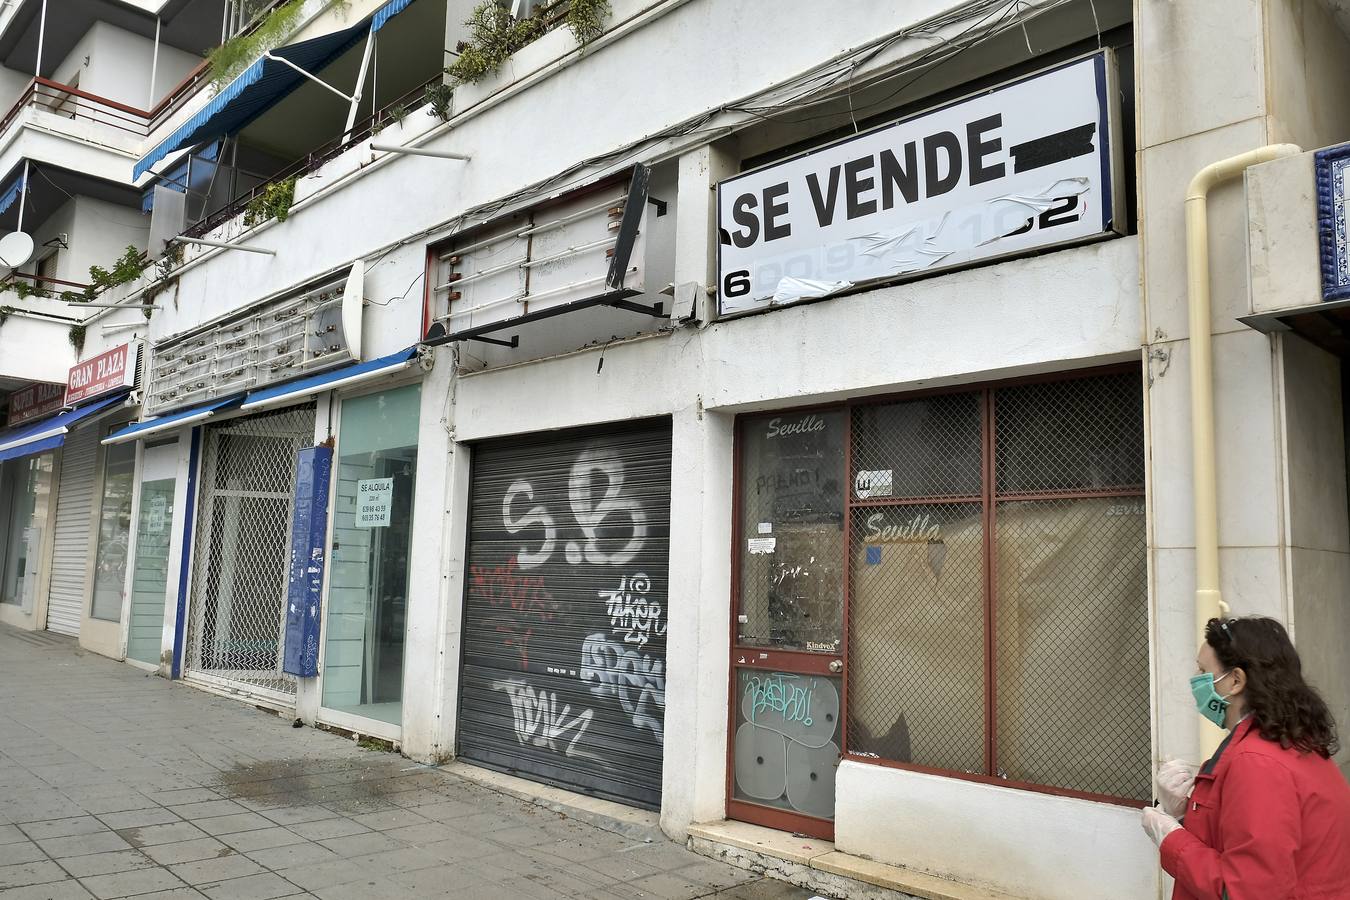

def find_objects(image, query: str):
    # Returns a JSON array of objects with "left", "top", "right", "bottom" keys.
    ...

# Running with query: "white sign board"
[
  {"left": 356, "top": 477, "right": 393, "bottom": 528},
  {"left": 716, "top": 52, "right": 1120, "bottom": 317}
]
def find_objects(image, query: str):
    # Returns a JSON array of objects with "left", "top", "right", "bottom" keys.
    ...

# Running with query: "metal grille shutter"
[
  {"left": 46, "top": 426, "right": 99, "bottom": 636},
  {"left": 458, "top": 421, "right": 672, "bottom": 810}
]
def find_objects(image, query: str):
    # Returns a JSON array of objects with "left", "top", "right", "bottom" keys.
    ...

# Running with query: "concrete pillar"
[
  {"left": 402, "top": 348, "right": 467, "bottom": 762},
  {"left": 672, "top": 140, "right": 738, "bottom": 322},
  {"left": 660, "top": 403, "right": 734, "bottom": 839}
]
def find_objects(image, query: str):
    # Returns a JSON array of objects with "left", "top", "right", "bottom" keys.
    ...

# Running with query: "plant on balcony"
[
  {"left": 207, "top": 0, "right": 306, "bottom": 89},
  {"left": 445, "top": 1, "right": 546, "bottom": 86},
  {"left": 243, "top": 177, "right": 297, "bottom": 226},
  {"left": 425, "top": 83, "right": 454, "bottom": 122},
  {"left": 68, "top": 323, "right": 86, "bottom": 354},
  {"left": 567, "top": 0, "right": 611, "bottom": 44},
  {"left": 88, "top": 246, "right": 148, "bottom": 291}
]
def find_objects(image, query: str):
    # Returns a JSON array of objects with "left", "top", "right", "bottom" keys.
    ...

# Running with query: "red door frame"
[{"left": 724, "top": 363, "right": 1149, "bottom": 840}]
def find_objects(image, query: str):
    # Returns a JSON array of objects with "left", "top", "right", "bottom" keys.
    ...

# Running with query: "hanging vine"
[
  {"left": 566, "top": 0, "right": 611, "bottom": 44},
  {"left": 243, "top": 177, "right": 297, "bottom": 226},
  {"left": 68, "top": 323, "right": 86, "bottom": 354},
  {"left": 207, "top": 0, "right": 306, "bottom": 88}
]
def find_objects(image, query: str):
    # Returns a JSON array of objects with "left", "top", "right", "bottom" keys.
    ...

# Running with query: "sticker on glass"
[
  {"left": 855, "top": 469, "right": 893, "bottom": 499},
  {"left": 747, "top": 537, "right": 776, "bottom": 555},
  {"left": 356, "top": 477, "right": 393, "bottom": 528}
]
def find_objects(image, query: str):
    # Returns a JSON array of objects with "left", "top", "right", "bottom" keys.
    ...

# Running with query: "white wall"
[{"left": 53, "top": 22, "right": 199, "bottom": 109}]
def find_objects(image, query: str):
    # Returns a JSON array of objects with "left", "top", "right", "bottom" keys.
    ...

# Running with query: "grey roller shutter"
[
  {"left": 458, "top": 420, "right": 672, "bottom": 810},
  {"left": 46, "top": 427, "right": 99, "bottom": 636}
]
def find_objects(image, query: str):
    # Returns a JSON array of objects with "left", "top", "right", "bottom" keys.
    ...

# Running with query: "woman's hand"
[
  {"left": 1156, "top": 759, "right": 1198, "bottom": 818},
  {"left": 1141, "top": 807, "right": 1181, "bottom": 847}
]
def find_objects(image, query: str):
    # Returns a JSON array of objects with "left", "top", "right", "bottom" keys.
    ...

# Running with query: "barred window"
[
  {"left": 846, "top": 372, "right": 1148, "bottom": 801},
  {"left": 735, "top": 369, "right": 1149, "bottom": 806}
]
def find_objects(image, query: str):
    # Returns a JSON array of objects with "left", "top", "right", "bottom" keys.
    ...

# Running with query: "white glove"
[
  {"left": 1141, "top": 807, "right": 1182, "bottom": 847},
  {"left": 1156, "top": 759, "right": 1198, "bottom": 819}
]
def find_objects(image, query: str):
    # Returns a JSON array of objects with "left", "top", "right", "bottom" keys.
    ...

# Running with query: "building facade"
[{"left": 1, "top": 1, "right": 1349, "bottom": 898}]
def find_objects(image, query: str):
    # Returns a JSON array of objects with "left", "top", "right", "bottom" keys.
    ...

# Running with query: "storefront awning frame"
[
  {"left": 102, "top": 394, "right": 243, "bottom": 445},
  {"left": 238, "top": 345, "right": 423, "bottom": 413},
  {"left": 0, "top": 392, "right": 130, "bottom": 462}
]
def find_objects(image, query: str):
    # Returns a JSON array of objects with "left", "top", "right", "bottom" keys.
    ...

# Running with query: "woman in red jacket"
[{"left": 1141, "top": 616, "right": 1350, "bottom": 900}]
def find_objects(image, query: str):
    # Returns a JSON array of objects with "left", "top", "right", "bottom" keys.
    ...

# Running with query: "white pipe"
[
  {"left": 172, "top": 235, "right": 275, "bottom": 255},
  {"left": 370, "top": 143, "right": 470, "bottom": 161},
  {"left": 263, "top": 52, "right": 353, "bottom": 102},
  {"left": 148, "top": 16, "right": 161, "bottom": 108},
  {"left": 34, "top": 0, "right": 46, "bottom": 76},
  {"left": 344, "top": 31, "right": 376, "bottom": 135},
  {"left": 16, "top": 159, "right": 28, "bottom": 232},
  {"left": 1185, "top": 143, "right": 1300, "bottom": 753}
]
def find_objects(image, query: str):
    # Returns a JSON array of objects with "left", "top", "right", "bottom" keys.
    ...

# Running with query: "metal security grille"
[
  {"left": 45, "top": 426, "right": 99, "bottom": 637},
  {"left": 458, "top": 421, "right": 672, "bottom": 810},
  {"left": 844, "top": 371, "right": 1148, "bottom": 802},
  {"left": 185, "top": 404, "right": 315, "bottom": 698}
]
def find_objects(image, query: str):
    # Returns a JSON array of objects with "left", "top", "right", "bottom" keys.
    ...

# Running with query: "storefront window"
[
  {"left": 127, "top": 477, "right": 175, "bottom": 665},
  {"left": 0, "top": 454, "right": 54, "bottom": 611},
  {"left": 736, "top": 410, "right": 845, "bottom": 652},
  {"left": 91, "top": 440, "right": 137, "bottom": 621},
  {"left": 734, "top": 371, "right": 1149, "bottom": 804},
  {"left": 322, "top": 384, "right": 420, "bottom": 727}
]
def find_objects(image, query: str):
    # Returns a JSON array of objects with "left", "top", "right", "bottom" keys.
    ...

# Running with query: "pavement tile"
[
  {"left": 273, "top": 860, "right": 370, "bottom": 892},
  {"left": 77, "top": 867, "right": 186, "bottom": 900},
  {"left": 252, "top": 808, "right": 333, "bottom": 828},
  {"left": 199, "top": 872, "right": 302, "bottom": 900},
  {"left": 148, "top": 791, "right": 221, "bottom": 807},
  {"left": 191, "top": 816, "right": 274, "bottom": 838},
  {"left": 140, "top": 839, "right": 235, "bottom": 866},
  {"left": 343, "top": 847, "right": 442, "bottom": 875},
  {"left": 378, "top": 822, "right": 464, "bottom": 847},
  {"left": 0, "top": 859, "right": 69, "bottom": 890},
  {"left": 117, "top": 823, "right": 208, "bottom": 848},
  {"left": 280, "top": 820, "right": 367, "bottom": 842},
  {"left": 77, "top": 795, "right": 159, "bottom": 816},
  {"left": 98, "top": 809, "right": 183, "bottom": 831},
  {"left": 309, "top": 878, "right": 410, "bottom": 900},
  {"left": 0, "top": 879, "right": 97, "bottom": 899},
  {"left": 403, "top": 800, "right": 477, "bottom": 822},
  {"left": 0, "top": 824, "right": 27, "bottom": 845},
  {"left": 36, "top": 833, "right": 132, "bottom": 859},
  {"left": 58, "top": 849, "right": 158, "bottom": 878},
  {"left": 169, "top": 854, "right": 267, "bottom": 886},
  {"left": 0, "top": 839, "right": 46, "bottom": 866},
  {"left": 19, "top": 818, "right": 110, "bottom": 841},
  {"left": 242, "top": 843, "right": 336, "bottom": 871},
  {"left": 312, "top": 832, "right": 402, "bottom": 858},
  {"left": 167, "top": 802, "right": 249, "bottom": 822},
  {"left": 130, "top": 891, "right": 210, "bottom": 900},
  {"left": 217, "top": 828, "right": 306, "bottom": 854},
  {"left": 346, "top": 809, "right": 427, "bottom": 832}
]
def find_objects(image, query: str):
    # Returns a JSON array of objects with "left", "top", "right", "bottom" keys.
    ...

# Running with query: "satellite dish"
[
  {"left": 341, "top": 258, "right": 364, "bottom": 362},
  {"left": 0, "top": 232, "right": 33, "bottom": 269}
]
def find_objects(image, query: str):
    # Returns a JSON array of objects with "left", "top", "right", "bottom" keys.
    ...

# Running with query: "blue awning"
[
  {"left": 240, "top": 346, "right": 420, "bottom": 412},
  {"left": 0, "top": 393, "right": 128, "bottom": 463},
  {"left": 134, "top": 0, "right": 415, "bottom": 181},
  {"left": 102, "top": 394, "right": 243, "bottom": 445},
  {"left": 0, "top": 168, "right": 26, "bottom": 217}
]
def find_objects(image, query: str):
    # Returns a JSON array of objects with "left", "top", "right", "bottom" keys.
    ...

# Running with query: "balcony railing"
[
  {"left": 2, "top": 271, "right": 94, "bottom": 299},
  {"left": 183, "top": 73, "right": 446, "bottom": 239},
  {"left": 0, "top": 78, "right": 155, "bottom": 139}
]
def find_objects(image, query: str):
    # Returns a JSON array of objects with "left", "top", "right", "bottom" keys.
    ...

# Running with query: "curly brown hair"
[{"left": 1206, "top": 616, "right": 1339, "bottom": 758}]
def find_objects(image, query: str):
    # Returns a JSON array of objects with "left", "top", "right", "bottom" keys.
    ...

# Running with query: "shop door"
[
  {"left": 46, "top": 425, "right": 99, "bottom": 637},
  {"left": 458, "top": 421, "right": 672, "bottom": 810},
  {"left": 126, "top": 441, "right": 179, "bottom": 666},
  {"left": 185, "top": 405, "right": 314, "bottom": 700},
  {"left": 729, "top": 410, "right": 846, "bottom": 840}
]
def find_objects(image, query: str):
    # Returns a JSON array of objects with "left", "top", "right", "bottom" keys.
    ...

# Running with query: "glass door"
[
  {"left": 321, "top": 384, "right": 420, "bottom": 729},
  {"left": 729, "top": 410, "right": 846, "bottom": 839},
  {"left": 127, "top": 441, "right": 179, "bottom": 665}
]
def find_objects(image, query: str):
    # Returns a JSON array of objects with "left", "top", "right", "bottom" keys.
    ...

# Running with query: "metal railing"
[
  {"left": 0, "top": 78, "right": 155, "bottom": 139},
  {"left": 183, "top": 72, "right": 446, "bottom": 239}
]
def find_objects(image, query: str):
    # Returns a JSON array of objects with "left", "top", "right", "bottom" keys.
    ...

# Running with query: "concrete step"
[{"left": 687, "top": 820, "right": 1027, "bottom": 900}]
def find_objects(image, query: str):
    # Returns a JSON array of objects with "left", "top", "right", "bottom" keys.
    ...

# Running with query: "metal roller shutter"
[
  {"left": 458, "top": 421, "right": 672, "bottom": 809},
  {"left": 46, "top": 426, "right": 99, "bottom": 636}
]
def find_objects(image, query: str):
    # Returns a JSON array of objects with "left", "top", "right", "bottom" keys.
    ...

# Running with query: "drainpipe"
[{"left": 1184, "top": 143, "right": 1300, "bottom": 748}]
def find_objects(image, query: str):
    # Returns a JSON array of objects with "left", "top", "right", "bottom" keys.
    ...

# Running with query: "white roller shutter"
[{"left": 46, "top": 426, "right": 98, "bottom": 636}]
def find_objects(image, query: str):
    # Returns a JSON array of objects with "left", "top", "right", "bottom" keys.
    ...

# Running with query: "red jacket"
[{"left": 1160, "top": 717, "right": 1350, "bottom": 900}]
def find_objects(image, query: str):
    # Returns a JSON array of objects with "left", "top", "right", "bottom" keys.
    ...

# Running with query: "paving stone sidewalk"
[{"left": 0, "top": 625, "right": 812, "bottom": 900}]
